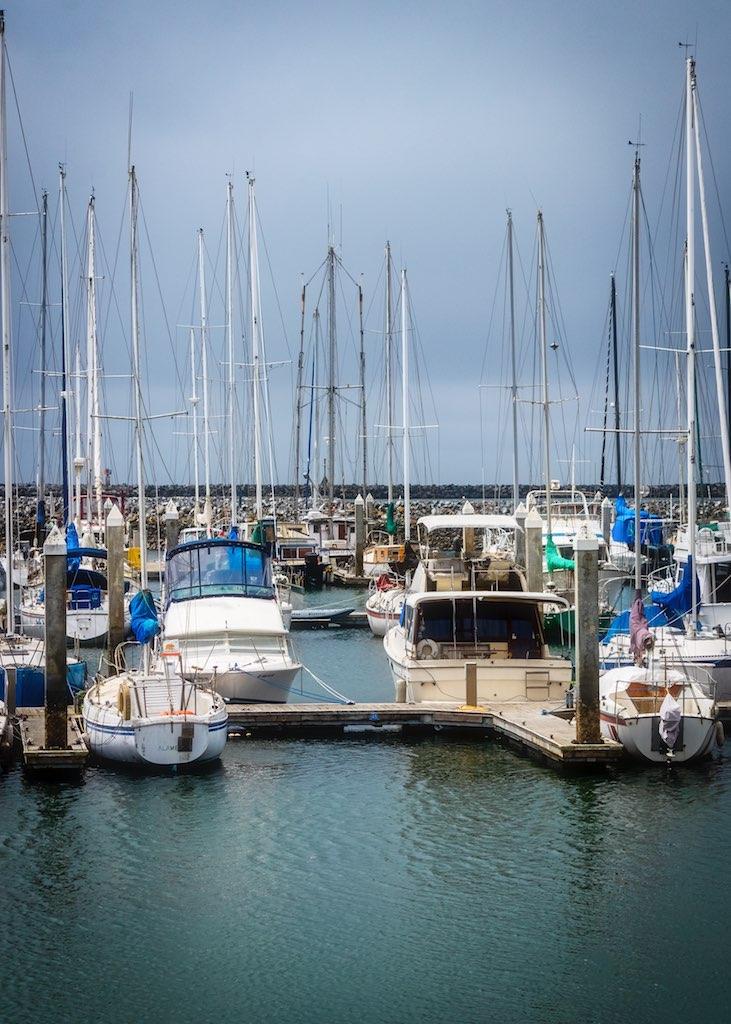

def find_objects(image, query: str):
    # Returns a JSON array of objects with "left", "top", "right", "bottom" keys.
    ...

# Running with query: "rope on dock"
[{"left": 300, "top": 665, "right": 354, "bottom": 705}]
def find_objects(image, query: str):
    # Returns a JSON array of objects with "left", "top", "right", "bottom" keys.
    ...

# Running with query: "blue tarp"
[
  {"left": 129, "top": 589, "right": 160, "bottom": 645},
  {"left": 66, "top": 522, "right": 81, "bottom": 573},
  {"left": 650, "top": 555, "right": 701, "bottom": 628},
  {"left": 228, "top": 525, "right": 239, "bottom": 540},
  {"left": 611, "top": 496, "right": 663, "bottom": 549},
  {"left": 602, "top": 602, "right": 670, "bottom": 642}
]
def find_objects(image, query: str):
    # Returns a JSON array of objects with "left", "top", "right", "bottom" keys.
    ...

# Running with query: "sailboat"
[
  {"left": 162, "top": 175, "right": 299, "bottom": 704},
  {"left": 83, "top": 164, "right": 227, "bottom": 768},
  {"left": 598, "top": 140, "right": 719, "bottom": 763}
]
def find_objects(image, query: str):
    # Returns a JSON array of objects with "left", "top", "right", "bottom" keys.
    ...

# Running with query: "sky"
[{"left": 5, "top": 0, "right": 731, "bottom": 490}]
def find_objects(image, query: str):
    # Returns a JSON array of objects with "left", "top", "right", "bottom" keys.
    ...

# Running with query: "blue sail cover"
[
  {"left": 650, "top": 555, "right": 701, "bottom": 628},
  {"left": 602, "top": 601, "right": 670, "bottom": 642},
  {"left": 228, "top": 525, "right": 239, "bottom": 540},
  {"left": 66, "top": 522, "right": 81, "bottom": 573},
  {"left": 130, "top": 589, "right": 161, "bottom": 645},
  {"left": 611, "top": 496, "right": 663, "bottom": 548}
]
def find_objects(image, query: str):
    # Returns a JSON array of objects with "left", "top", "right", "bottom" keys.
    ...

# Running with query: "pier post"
[
  {"left": 106, "top": 503, "right": 125, "bottom": 673},
  {"left": 44, "top": 526, "right": 68, "bottom": 749},
  {"left": 514, "top": 502, "right": 527, "bottom": 568},
  {"left": 165, "top": 500, "right": 180, "bottom": 552},
  {"left": 365, "top": 491, "right": 375, "bottom": 524},
  {"left": 601, "top": 496, "right": 612, "bottom": 552},
  {"left": 574, "top": 527, "right": 602, "bottom": 744},
  {"left": 525, "top": 509, "right": 544, "bottom": 594},
  {"left": 465, "top": 661, "right": 478, "bottom": 706},
  {"left": 354, "top": 494, "right": 365, "bottom": 576}
]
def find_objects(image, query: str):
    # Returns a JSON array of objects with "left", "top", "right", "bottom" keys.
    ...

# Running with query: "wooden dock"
[
  {"left": 16, "top": 707, "right": 88, "bottom": 772},
  {"left": 226, "top": 701, "right": 623, "bottom": 765}
]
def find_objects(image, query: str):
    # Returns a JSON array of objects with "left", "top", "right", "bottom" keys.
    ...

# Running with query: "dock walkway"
[
  {"left": 226, "top": 701, "right": 622, "bottom": 765},
  {"left": 16, "top": 707, "right": 88, "bottom": 771}
]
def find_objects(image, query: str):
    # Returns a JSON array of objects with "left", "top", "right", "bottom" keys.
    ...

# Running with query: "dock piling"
[
  {"left": 106, "top": 503, "right": 125, "bottom": 672},
  {"left": 354, "top": 493, "right": 365, "bottom": 576},
  {"left": 164, "top": 499, "right": 180, "bottom": 552},
  {"left": 574, "top": 527, "right": 602, "bottom": 744},
  {"left": 601, "top": 496, "right": 612, "bottom": 552},
  {"left": 514, "top": 502, "right": 527, "bottom": 568},
  {"left": 465, "top": 661, "right": 477, "bottom": 706},
  {"left": 43, "top": 526, "right": 68, "bottom": 749},
  {"left": 525, "top": 509, "right": 544, "bottom": 594}
]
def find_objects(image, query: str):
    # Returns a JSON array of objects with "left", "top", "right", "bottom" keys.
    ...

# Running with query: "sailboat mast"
[
  {"left": 632, "top": 155, "right": 642, "bottom": 590},
  {"left": 248, "top": 175, "right": 263, "bottom": 520},
  {"left": 359, "top": 281, "right": 366, "bottom": 498},
  {"left": 73, "top": 342, "right": 82, "bottom": 524},
  {"left": 685, "top": 56, "right": 697, "bottom": 634},
  {"left": 385, "top": 241, "right": 394, "bottom": 504},
  {"left": 130, "top": 167, "right": 147, "bottom": 593},
  {"left": 725, "top": 263, "right": 731, "bottom": 446},
  {"left": 327, "top": 244, "right": 336, "bottom": 508},
  {"left": 58, "top": 167, "right": 70, "bottom": 524},
  {"left": 189, "top": 328, "right": 200, "bottom": 514},
  {"left": 36, "top": 189, "right": 48, "bottom": 545},
  {"left": 401, "top": 268, "right": 410, "bottom": 542},
  {"left": 0, "top": 10, "right": 13, "bottom": 619},
  {"left": 692, "top": 66, "right": 731, "bottom": 518},
  {"left": 294, "top": 281, "right": 306, "bottom": 508},
  {"left": 225, "top": 179, "right": 237, "bottom": 525},
  {"left": 86, "top": 196, "right": 103, "bottom": 529},
  {"left": 197, "top": 228, "right": 211, "bottom": 526},
  {"left": 611, "top": 272, "right": 622, "bottom": 490},
  {"left": 537, "top": 211, "right": 552, "bottom": 535},
  {"left": 507, "top": 211, "right": 519, "bottom": 510}
]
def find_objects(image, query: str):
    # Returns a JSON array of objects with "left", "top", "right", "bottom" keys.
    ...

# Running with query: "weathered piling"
[
  {"left": 574, "top": 527, "right": 602, "bottom": 744},
  {"left": 43, "top": 526, "right": 68, "bottom": 748},
  {"left": 365, "top": 491, "right": 375, "bottom": 523},
  {"left": 165, "top": 499, "right": 180, "bottom": 551},
  {"left": 106, "top": 503, "right": 125, "bottom": 670},
  {"left": 525, "top": 509, "right": 544, "bottom": 594},
  {"left": 354, "top": 494, "right": 365, "bottom": 576},
  {"left": 514, "top": 502, "right": 527, "bottom": 568},
  {"left": 601, "top": 496, "right": 612, "bottom": 552}
]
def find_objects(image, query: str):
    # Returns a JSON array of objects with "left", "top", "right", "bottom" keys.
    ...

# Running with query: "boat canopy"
[
  {"left": 166, "top": 539, "right": 273, "bottom": 603},
  {"left": 404, "top": 590, "right": 570, "bottom": 610},
  {"left": 417, "top": 514, "right": 517, "bottom": 532}
]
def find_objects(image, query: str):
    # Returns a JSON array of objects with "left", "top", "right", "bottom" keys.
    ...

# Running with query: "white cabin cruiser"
[
  {"left": 600, "top": 666, "right": 718, "bottom": 763},
  {"left": 83, "top": 652, "right": 228, "bottom": 767},
  {"left": 162, "top": 538, "right": 301, "bottom": 703},
  {"left": 384, "top": 590, "right": 572, "bottom": 704}
]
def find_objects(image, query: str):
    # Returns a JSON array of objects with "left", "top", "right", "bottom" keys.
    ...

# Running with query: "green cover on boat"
[
  {"left": 546, "top": 534, "right": 575, "bottom": 572},
  {"left": 386, "top": 502, "right": 396, "bottom": 537}
]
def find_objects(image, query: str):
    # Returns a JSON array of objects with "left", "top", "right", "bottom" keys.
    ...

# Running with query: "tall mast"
[
  {"left": 294, "top": 280, "right": 306, "bottom": 508},
  {"left": 385, "top": 241, "right": 394, "bottom": 504},
  {"left": 685, "top": 56, "right": 697, "bottom": 634},
  {"left": 358, "top": 280, "right": 366, "bottom": 497},
  {"left": 725, "top": 263, "right": 731, "bottom": 447},
  {"left": 692, "top": 64, "right": 731, "bottom": 518},
  {"left": 225, "top": 178, "right": 237, "bottom": 525},
  {"left": 401, "top": 268, "right": 410, "bottom": 541},
  {"left": 327, "top": 244, "right": 336, "bottom": 507},
  {"left": 86, "top": 196, "right": 102, "bottom": 530},
  {"left": 0, "top": 9, "right": 13, "bottom": 620},
  {"left": 631, "top": 155, "right": 642, "bottom": 590},
  {"left": 197, "top": 227, "right": 211, "bottom": 530},
  {"left": 537, "top": 210, "right": 552, "bottom": 535},
  {"left": 130, "top": 166, "right": 147, "bottom": 597},
  {"left": 57, "top": 167, "right": 70, "bottom": 524},
  {"left": 507, "top": 211, "right": 519, "bottom": 509},
  {"left": 189, "top": 327, "right": 200, "bottom": 514},
  {"left": 36, "top": 189, "right": 48, "bottom": 545},
  {"left": 73, "top": 342, "right": 83, "bottom": 523},
  {"left": 611, "top": 272, "right": 622, "bottom": 490},
  {"left": 248, "top": 175, "right": 263, "bottom": 520}
]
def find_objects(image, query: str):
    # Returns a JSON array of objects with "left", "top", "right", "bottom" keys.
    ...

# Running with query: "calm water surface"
[{"left": 2, "top": 589, "right": 730, "bottom": 1024}]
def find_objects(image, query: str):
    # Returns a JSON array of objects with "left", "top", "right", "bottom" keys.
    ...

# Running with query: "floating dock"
[
  {"left": 16, "top": 707, "right": 88, "bottom": 772},
  {"left": 226, "top": 701, "right": 623, "bottom": 765}
]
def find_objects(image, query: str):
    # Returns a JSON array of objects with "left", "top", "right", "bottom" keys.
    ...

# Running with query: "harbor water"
[{"left": 3, "top": 590, "right": 731, "bottom": 1024}]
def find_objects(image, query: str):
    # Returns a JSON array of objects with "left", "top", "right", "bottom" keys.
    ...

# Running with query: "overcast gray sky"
[{"left": 6, "top": 0, "right": 731, "bottom": 490}]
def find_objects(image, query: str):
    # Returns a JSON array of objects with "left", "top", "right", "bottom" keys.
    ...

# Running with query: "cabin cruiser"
[
  {"left": 384, "top": 590, "right": 572, "bottom": 704},
  {"left": 162, "top": 537, "right": 301, "bottom": 703}
]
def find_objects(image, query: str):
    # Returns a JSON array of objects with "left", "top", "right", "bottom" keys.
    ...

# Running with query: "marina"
[{"left": 3, "top": 3, "right": 731, "bottom": 1023}]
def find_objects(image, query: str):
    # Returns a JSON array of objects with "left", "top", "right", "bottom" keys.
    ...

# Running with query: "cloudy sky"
[{"left": 5, "top": 0, "right": 731, "bottom": 491}]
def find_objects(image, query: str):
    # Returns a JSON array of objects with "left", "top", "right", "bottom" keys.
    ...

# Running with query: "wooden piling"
[
  {"left": 354, "top": 494, "right": 365, "bottom": 577},
  {"left": 574, "top": 527, "right": 602, "bottom": 744},
  {"left": 601, "top": 496, "right": 612, "bottom": 552},
  {"left": 164, "top": 499, "right": 180, "bottom": 552},
  {"left": 106, "top": 503, "right": 125, "bottom": 672},
  {"left": 43, "top": 526, "right": 68, "bottom": 749},
  {"left": 525, "top": 508, "right": 544, "bottom": 594},
  {"left": 514, "top": 501, "right": 527, "bottom": 569}
]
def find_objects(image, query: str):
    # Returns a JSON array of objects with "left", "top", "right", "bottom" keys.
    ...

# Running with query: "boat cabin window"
[
  {"left": 411, "top": 599, "right": 543, "bottom": 658},
  {"left": 167, "top": 543, "right": 273, "bottom": 602},
  {"left": 712, "top": 562, "right": 731, "bottom": 603}
]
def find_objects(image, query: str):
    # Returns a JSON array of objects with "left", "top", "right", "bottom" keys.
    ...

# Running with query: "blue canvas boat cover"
[
  {"left": 602, "top": 601, "right": 670, "bottom": 642},
  {"left": 130, "top": 589, "right": 161, "bottom": 645},
  {"left": 66, "top": 522, "right": 81, "bottom": 573},
  {"left": 650, "top": 555, "right": 701, "bottom": 628},
  {"left": 611, "top": 496, "right": 663, "bottom": 548}
]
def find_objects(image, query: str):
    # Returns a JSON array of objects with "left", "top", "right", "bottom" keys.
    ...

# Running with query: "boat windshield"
[
  {"left": 411, "top": 598, "right": 544, "bottom": 659},
  {"left": 166, "top": 542, "right": 273, "bottom": 602}
]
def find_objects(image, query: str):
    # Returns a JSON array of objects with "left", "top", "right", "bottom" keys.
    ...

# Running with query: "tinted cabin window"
[
  {"left": 415, "top": 600, "right": 542, "bottom": 657},
  {"left": 167, "top": 544, "right": 272, "bottom": 601},
  {"left": 714, "top": 562, "right": 731, "bottom": 603}
]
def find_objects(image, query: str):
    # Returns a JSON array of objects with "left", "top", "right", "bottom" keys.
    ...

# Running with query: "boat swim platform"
[
  {"left": 226, "top": 702, "right": 623, "bottom": 766},
  {"left": 16, "top": 707, "right": 89, "bottom": 772}
]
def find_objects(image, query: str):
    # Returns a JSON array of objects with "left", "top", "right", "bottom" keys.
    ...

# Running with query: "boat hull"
[
  {"left": 83, "top": 705, "right": 228, "bottom": 766},
  {"left": 599, "top": 711, "right": 718, "bottom": 763}
]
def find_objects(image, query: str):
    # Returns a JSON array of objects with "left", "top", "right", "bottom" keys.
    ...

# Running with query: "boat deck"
[{"left": 226, "top": 701, "right": 622, "bottom": 765}]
